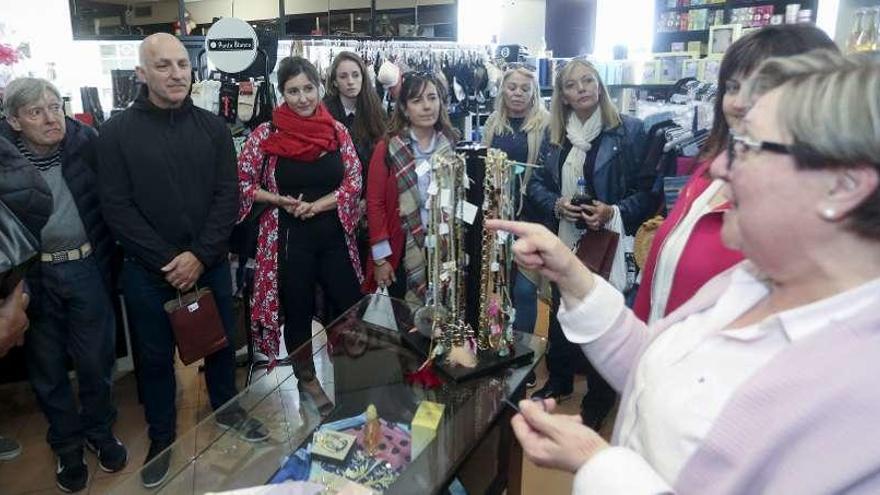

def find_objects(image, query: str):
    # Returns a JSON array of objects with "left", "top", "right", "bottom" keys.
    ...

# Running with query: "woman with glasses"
[
  {"left": 633, "top": 25, "right": 837, "bottom": 324},
  {"left": 526, "top": 58, "right": 654, "bottom": 429},
  {"left": 237, "top": 57, "right": 363, "bottom": 379},
  {"left": 482, "top": 65, "right": 550, "bottom": 346},
  {"left": 363, "top": 71, "right": 460, "bottom": 304},
  {"left": 500, "top": 50, "right": 880, "bottom": 494}
]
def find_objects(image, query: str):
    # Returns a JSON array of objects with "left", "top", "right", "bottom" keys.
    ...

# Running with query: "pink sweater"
[{"left": 568, "top": 263, "right": 880, "bottom": 494}]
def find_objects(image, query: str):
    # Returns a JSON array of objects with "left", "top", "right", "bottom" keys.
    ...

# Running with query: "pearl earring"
[{"left": 822, "top": 208, "right": 836, "bottom": 220}]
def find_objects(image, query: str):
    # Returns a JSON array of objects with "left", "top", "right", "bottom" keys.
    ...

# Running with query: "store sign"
[{"left": 205, "top": 17, "right": 258, "bottom": 73}]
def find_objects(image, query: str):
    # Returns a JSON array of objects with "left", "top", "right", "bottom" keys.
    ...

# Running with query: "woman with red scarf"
[{"left": 237, "top": 56, "right": 364, "bottom": 370}]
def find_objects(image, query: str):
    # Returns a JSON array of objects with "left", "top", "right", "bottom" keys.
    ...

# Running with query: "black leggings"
[{"left": 279, "top": 215, "right": 363, "bottom": 360}]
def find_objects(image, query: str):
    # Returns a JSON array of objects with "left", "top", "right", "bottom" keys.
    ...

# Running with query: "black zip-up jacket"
[{"left": 97, "top": 86, "right": 238, "bottom": 274}]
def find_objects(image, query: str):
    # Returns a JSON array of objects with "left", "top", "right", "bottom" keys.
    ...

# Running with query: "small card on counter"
[{"left": 311, "top": 430, "right": 357, "bottom": 464}]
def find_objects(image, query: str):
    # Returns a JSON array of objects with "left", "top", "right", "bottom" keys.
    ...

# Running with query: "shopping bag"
[
  {"left": 362, "top": 288, "right": 398, "bottom": 332},
  {"left": 163, "top": 286, "right": 229, "bottom": 365}
]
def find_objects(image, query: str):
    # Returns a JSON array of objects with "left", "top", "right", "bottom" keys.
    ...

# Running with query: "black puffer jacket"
[
  {"left": 0, "top": 117, "right": 116, "bottom": 301},
  {"left": 0, "top": 137, "right": 52, "bottom": 240}
]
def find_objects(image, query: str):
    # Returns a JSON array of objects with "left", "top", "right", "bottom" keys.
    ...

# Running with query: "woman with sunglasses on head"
[
  {"left": 482, "top": 65, "right": 550, "bottom": 343},
  {"left": 364, "top": 71, "right": 460, "bottom": 304},
  {"left": 499, "top": 49, "right": 880, "bottom": 494},
  {"left": 633, "top": 25, "right": 838, "bottom": 324},
  {"left": 237, "top": 57, "right": 363, "bottom": 381},
  {"left": 527, "top": 58, "right": 656, "bottom": 428}
]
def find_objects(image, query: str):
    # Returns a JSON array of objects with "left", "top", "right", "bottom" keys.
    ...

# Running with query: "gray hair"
[
  {"left": 3, "top": 77, "right": 62, "bottom": 118},
  {"left": 745, "top": 50, "right": 880, "bottom": 239}
]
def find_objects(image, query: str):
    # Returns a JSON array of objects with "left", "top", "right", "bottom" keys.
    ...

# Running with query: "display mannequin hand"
[
  {"left": 485, "top": 220, "right": 595, "bottom": 306},
  {"left": 511, "top": 398, "right": 609, "bottom": 473}
]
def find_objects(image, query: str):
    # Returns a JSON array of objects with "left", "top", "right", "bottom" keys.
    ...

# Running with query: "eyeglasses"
[
  {"left": 18, "top": 103, "right": 64, "bottom": 121},
  {"left": 504, "top": 62, "right": 537, "bottom": 72},
  {"left": 726, "top": 131, "right": 793, "bottom": 170}
]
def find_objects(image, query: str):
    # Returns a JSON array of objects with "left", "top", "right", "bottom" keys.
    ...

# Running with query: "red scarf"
[{"left": 261, "top": 103, "right": 339, "bottom": 161}]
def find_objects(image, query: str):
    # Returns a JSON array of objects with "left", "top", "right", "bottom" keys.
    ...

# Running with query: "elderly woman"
[{"left": 493, "top": 50, "right": 880, "bottom": 494}]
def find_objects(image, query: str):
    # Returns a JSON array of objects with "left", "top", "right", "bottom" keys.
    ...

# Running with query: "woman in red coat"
[
  {"left": 634, "top": 25, "right": 837, "bottom": 323},
  {"left": 363, "top": 71, "right": 459, "bottom": 305}
]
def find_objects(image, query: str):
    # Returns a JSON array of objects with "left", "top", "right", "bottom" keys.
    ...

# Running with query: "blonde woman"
[
  {"left": 482, "top": 65, "right": 549, "bottom": 352},
  {"left": 527, "top": 59, "right": 656, "bottom": 427}
]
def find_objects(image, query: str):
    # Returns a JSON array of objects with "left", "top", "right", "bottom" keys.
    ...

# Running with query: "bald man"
[{"left": 97, "top": 33, "right": 267, "bottom": 489}]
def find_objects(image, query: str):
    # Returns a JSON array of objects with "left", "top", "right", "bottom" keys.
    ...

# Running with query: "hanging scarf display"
[{"left": 261, "top": 102, "right": 339, "bottom": 161}]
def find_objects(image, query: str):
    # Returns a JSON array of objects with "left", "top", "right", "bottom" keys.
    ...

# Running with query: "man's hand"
[
  {"left": 511, "top": 398, "right": 609, "bottom": 474},
  {"left": 0, "top": 282, "right": 30, "bottom": 357},
  {"left": 560, "top": 198, "right": 584, "bottom": 223},
  {"left": 162, "top": 251, "right": 204, "bottom": 291}
]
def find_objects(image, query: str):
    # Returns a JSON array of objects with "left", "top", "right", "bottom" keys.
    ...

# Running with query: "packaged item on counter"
[{"left": 411, "top": 401, "right": 445, "bottom": 460}]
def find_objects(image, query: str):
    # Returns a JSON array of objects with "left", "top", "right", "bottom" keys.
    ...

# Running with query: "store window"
[
  {"left": 185, "top": 0, "right": 280, "bottom": 36},
  {"left": 69, "top": 0, "right": 182, "bottom": 38},
  {"left": 284, "top": 0, "right": 332, "bottom": 36}
]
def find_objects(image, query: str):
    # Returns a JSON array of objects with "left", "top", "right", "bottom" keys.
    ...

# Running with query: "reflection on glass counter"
[{"left": 108, "top": 294, "right": 545, "bottom": 494}]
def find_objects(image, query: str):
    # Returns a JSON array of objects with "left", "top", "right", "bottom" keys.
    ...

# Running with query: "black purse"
[{"left": 0, "top": 199, "right": 40, "bottom": 298}]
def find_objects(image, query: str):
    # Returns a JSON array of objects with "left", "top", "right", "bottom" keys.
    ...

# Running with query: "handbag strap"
[{"left": 176, "top": 283, "right": 202, "bottom": 308}]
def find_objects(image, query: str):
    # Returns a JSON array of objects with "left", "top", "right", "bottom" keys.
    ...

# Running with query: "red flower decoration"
[
  {"left": 404, "top": 362, "right": 444, "bottom": 389},
  {"left": 0, "top": 43, "right": 19, "bottom": 66}
]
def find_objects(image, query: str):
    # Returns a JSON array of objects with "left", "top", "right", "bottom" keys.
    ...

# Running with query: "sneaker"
[
  {"left": 215, "top": 409, "right": 270, "bottom": 443},
  {"left": 141, "top": 439, "right": 173, "bottom": 489},
  {"left": 56, "top": 447, "right": 88, "bottom": 493},
  {"left": 0, "top": 435, "right": 21, "bottom": 461},
  {"left": 86, "top": 436, "right": 128, "bottom": 473}
]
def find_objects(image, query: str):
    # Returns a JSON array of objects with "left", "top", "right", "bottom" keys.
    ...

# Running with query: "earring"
[{"left": 822, "top": 208, "right": 836, "bottom": 220}]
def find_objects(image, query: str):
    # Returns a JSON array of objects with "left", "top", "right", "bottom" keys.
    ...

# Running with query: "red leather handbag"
[{"left": 163, "top": 286, "right": 229, "bottom": 365}]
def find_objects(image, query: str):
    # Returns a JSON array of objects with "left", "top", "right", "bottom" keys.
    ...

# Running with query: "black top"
[
  {"left": 275, "top": 150, "right": 344, "bottom": 228},
  {"left": 97, "top": 86, "right": 239, "bottom": 273}
]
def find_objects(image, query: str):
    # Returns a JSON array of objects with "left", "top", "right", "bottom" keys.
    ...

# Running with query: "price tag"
[
  {"left": 438, "top": 223, "right": 450, "bottom": 235},
  {"left": 440, "top": 189, "right": 452, "bottom": 210},
  {"left": 456, "top": 201, "right": 480, "bottom": 225},
  {"left": 491, "top": 261, "right": 500, "bottom": 272},
  {"left": 497, "top": 231, "right": 509, "bottom": 244},
  {"left": 416, "top": 160, "right": 431, "bottom": 177},
  {"left": 427, "top": 181, "right": 439, "bottom": 196},
  {"left": 187, "top": 302, "right": 200, "bottom": 313},
  {"left": 443, "top": 261, "right": 456, "bottom": 271},
  {"left": 425, "top": 235, "right": 436, "bottom": 249}
]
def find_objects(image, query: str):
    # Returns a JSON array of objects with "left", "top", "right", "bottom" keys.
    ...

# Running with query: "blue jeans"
[
  {"left": 26, "top": 255, "right": 117, "bottom": 455},
  {"left": 512, "top": 271, "right": 538, "bottom": 334},
  {"left": 121, "top": 258, "right": 238, "bottom": 443}
]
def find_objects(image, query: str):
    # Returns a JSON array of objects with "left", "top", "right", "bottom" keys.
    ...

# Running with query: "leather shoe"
[{"left": 530, "top": 381, "right": 573, "bottom": 402}]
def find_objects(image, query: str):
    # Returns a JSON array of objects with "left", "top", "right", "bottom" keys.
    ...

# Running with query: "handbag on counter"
[{"left": 163, "top": 286, "right": 229, "bottom": 365}]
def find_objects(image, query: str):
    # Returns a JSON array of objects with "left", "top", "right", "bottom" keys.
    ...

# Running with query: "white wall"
[{"left": 497, "top": 0, "right": 546, "bottom": 55}]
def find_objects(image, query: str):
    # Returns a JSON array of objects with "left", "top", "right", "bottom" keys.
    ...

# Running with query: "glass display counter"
[{"left": 109, "top": 294, "right": 546, "bottom": 494}]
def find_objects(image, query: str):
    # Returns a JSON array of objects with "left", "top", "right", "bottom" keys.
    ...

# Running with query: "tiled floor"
[{"left": 0, "top": 302, "right": 612, "bottom": 494}]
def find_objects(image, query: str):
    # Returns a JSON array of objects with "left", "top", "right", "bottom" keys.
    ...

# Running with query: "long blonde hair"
[
  {"left": 549, "top": 59, "right": 621, "bottom": 146},
  {"left": 482, "top": 67, "right": 549, "bottom": 164}
]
